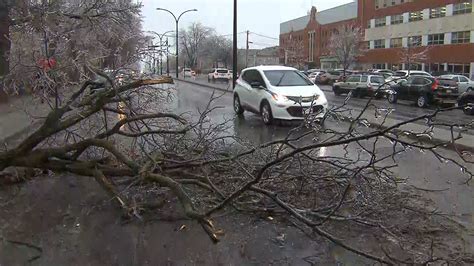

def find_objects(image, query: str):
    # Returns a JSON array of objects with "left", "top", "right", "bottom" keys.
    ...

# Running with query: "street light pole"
[
  {"left": 166, "top": 37, "right": 170, "bottom": 75},
  {"left": 156, "top": 8, "right": 198, "bottom": 78},
  {"left": 232, "top": 0, "right": 237, "bottom": 89},
  {"left": 147, "top": 30, "right": 174, "bottom": 76}
]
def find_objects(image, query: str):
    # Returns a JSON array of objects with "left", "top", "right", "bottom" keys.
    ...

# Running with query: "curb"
[
  {"left": 0, "top": 119, "right": 44, "bottom": 146},
  {"left": 175, "top": 77, "right": 474, "bottom": 152}
]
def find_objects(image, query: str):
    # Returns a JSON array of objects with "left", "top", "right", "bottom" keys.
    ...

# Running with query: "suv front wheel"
[{"left": 261, "top": 102, "right": 273, "bottom": 125}]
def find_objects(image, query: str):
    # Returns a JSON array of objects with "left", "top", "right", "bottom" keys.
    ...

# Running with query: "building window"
[
  {"left": 430, "top": 7, "right": 446, "bottom": 18},
  {"left": 448, "top": 64, "right": 471, "bottom": 77},
  {"left": 409, "top": 63, "right": 422, "bottom": 70},
  {"left": 375, "top": 17, "right": 386, "bottom": 27},
  {"left": 390, "top": 38, "right": 403, "bottom": 48},
  {"left": 391, "top": 14, "right": 403, "bottom": 24},
  {"left": 453, "top": 2, "right": 472, "bottom": 15},
  {"left": 427, "top": 34, "right": 444, "bottom": 45},
  {"left": 452, "top": 31, "right": 471, "bottom": 44},
  {"left": 373, "top": 63, "right": 386, "bottom": 69},
  {"left": 375, "top": 0, "right": 413, "bottom": 9},
  {"left": 408, "top": 36, "right": 422, "bottom": 47},
  {"left": 409, "top": 11, "right": 423, "bottom": 22},
  {"left": 374, "top": 39, "right": 385, "bottom": 49}
]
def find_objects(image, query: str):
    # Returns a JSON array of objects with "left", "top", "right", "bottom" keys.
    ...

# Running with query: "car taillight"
[{"left": 432, "top": 79, "right": 439, "bottom": 91}]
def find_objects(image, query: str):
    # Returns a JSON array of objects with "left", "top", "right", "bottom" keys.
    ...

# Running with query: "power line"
[
  {"left": 249, "top": 31, "right": 279, "bottom": 41},
  {"left": 250, "top": 41, "right": 278, "bottom": 47},
  {"left": 217, "top": 31, "right": 246, "bottom": 38}
]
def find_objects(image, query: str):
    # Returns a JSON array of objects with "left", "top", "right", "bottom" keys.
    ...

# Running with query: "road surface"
[
  {"left": 186, "top": 75, "right": 474, "bottom": 132},
  {"left": 172, "top": 80, "right": 473, "bottom": 251}
]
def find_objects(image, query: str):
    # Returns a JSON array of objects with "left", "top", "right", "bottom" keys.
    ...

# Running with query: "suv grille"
[
  {"left": 287, "top": 106, "right": 323, "bottom": 117},
  {"left": 286, "top": 95, "right": 319, "bottom": 103}
]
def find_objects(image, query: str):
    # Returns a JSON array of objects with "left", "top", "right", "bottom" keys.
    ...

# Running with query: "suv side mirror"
[{"left": 250, "top": 81, "right": 264, "bottom": 89}]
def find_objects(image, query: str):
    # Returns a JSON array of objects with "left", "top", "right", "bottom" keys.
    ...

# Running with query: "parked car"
[
  {"left": 333, "top": 74, "right": 387, "bottom": 98},
  {"left": 320, "top": 70, "right": 343, "bottom": 84},
  {"left": 208, "top": 68, "right": 231, "bottom": 82},
  {"left": 431, "top": 71, "right": 452, "bottom": 78},
  {"left": 439, "top": 75, "right": 474, "bottom": 93},
  {"left": 233, "top": 66, "right": 328, "bottom": 125},
  {"left": 457, "top": 91, "right": 474, "bottom": 115},
  {"left": 308, "top": 70, "right": 326, "bottom": 83},
  {"left": 387, "top": 76, "right": 459, "bottom": 108},
  {"left": 182, "top": 68, "right": 193, "bottom": 77},
  {"left": 371, "top": 69, "right": 395, "bottom": 75}
]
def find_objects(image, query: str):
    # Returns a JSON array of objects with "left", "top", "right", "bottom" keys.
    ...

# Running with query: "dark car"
[
  {"left": 387, "top": 76, "right": 459, "bottom": 108},
  {"left": 457, "top": 91, "right": 474, "bottom": 115}
]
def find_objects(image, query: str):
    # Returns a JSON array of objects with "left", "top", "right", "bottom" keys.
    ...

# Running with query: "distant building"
[
  {"left": 238, "top": 46, "right": 279, "bottom": 69},
  {"left": 279, "top": 0, "right": 474, "bottom": 78}
]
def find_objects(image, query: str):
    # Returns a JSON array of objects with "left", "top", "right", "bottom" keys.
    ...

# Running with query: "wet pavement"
[{"left": 173, "top": 80, "right": 474, "bottom": 253}]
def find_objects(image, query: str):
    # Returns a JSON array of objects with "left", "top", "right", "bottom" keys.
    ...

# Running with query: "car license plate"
[{"left": 446, "top": 90, "right": 451, "bottom": 93}]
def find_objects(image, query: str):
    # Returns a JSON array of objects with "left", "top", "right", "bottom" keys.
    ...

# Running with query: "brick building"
[{"left": 279, "top": 0, "right": 474, "bottom": 78}]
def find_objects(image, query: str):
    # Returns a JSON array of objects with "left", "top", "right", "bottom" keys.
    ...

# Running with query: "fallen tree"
[{"left": 0, "top": 73, "right": 473, "bottom": 264}]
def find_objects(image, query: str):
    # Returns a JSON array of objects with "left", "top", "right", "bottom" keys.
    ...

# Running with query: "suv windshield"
[
  {"left": 264, "top": 70, "right": 313, "bottom": 87},
  {"left": 217, "top": 69, "right": 228, "bottom": 73}
]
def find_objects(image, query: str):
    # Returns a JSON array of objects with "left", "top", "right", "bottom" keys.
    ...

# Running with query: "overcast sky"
[{"left": 141, "top": 0, "right": 353, "bottom": 49}]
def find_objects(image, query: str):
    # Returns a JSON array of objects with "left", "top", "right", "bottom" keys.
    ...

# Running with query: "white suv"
[
  {"left": 208, "top": 68, "right": 231, "bottom": 82},
  {"left": 233, "top": 66, "right": 328, "bottom": 125}
]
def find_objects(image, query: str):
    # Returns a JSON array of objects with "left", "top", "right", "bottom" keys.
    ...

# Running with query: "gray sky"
[{"left": 141, "top": 0, "right": 353, "bottom": 49}]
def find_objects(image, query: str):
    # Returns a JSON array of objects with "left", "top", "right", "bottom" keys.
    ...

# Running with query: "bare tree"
[
  {"left": 201, "top": 34, "right": 232, "bottom": 69},
  {"left": 328, "top": 25, "right": 365, "bottom": 76},
  {"left": 4, "top": 0, "right": 143, "bottom": 104},
  {"left": 283, "top": 37, "right": 306, "bottom": 69},
  {"left": 1, "top": 2, "right": 474, "bottom": 264},
  {"left": 398, "top": 36, "right": 430, "bottom": 75},
  {"left": 180, "top": 22, "right": 212, "bottom": 69}
]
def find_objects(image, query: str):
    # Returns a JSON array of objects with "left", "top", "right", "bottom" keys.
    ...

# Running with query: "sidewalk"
[
  {"left": 0, "top": 95, "right": 51, "bottom": 145},
  {"left": 176, "top": 78, "right": 474, "bottom": 150}
]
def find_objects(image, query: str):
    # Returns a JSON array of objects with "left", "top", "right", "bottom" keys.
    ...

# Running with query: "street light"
[
  {"left": 156, "top": 8, "right": 198, "bottom": 78},
  {"left": 148, "top": 30, "right": 174, "bottom": 75}
]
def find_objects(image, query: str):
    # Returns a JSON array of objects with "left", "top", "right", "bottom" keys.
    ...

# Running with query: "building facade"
[{"left": 279, "top": 0, "right": 474, "bottom": 78}]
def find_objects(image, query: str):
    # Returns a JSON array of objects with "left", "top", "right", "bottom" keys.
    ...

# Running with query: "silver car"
[{"left": 439, "top": 75, "right": 474, "bottom": 93}]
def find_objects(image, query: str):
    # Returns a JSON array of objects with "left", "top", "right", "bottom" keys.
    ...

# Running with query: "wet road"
[
  {"left": 173, "top": 80, "right": 474, "bottom": 255},
  {"left": 190, "top": 75, "right": 474, "bottom": 133}
]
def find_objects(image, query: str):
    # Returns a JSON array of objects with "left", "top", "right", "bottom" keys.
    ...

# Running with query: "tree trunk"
[{"left": 0, "top": 1, "right": 10, "bottom": 102}]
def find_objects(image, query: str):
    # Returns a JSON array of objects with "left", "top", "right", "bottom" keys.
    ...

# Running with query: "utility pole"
[
  {"left": 166, "top": 37, "right": 170, "bottom": 75},
  {"left": 159, "top": 37, "right": 163, "bottom": 75},
  {"left": 232, "top": 0, "right": 237, "bottom": 89},
  {"left": 245, "top": 30, "right": 249, "bottom": 68}
]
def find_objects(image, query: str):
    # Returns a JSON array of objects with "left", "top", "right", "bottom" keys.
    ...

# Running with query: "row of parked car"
[{"left": 322, "top": 69, "right": 474, "bottom": 115}]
